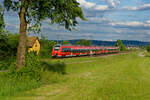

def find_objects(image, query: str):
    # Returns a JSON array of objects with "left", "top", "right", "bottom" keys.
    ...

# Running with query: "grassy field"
[{"left": 2, "top": 51, "right": 150, "bottom": 100}]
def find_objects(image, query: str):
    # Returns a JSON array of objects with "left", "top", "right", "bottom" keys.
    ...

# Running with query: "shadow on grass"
[{"left": 41, "top": 61, "right": 66, "bottom": 74}]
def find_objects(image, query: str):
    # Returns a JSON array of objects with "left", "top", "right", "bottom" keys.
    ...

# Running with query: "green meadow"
[{"left": 1, "top": 51, "right": 150, "bottom": 100}]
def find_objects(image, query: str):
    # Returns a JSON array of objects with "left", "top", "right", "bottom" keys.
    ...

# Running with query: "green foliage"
[
  {"left": 0, "top": 33, "right": 19, "bottom": 60},
  {"left": 0, "top": 57, "right": 15, "bottom": 70},
  {"left": 146, "top": 44, "right": 150, "bottom": 52},
  {"left": 0, "top": 33, "right": 19, "bottom": 70},
  {"left": 0, "top": 4, "right": 5, "bottom": 32},
  {"left": 0, "top": 52, "right": 66, "bottom": 96},
  {"left": 7, "top": 53, "right": 41, "bottom": 81},
  {"left": 7, "top": 34, "right": 19, "bottom": 56},
  {"left": 40, "top": 35, "right": 56, "bottom": 58},
  {"left": 62, "top": 40, "right": 70, "bottom": 45},
  {"left": 76, "top": 39, "right": 91, "bottom": 46},
  {"left": 0, "top": 33, "right": 10, "bottom": 60},
  {"left": 144, "top": 52, "right": 150, "bottom": 57},
  {"left": 115, "top": 39, "right": 126, "bottom": 51},
  {"left": 3, "top": 0, "right": 85, "bottom": 32}
]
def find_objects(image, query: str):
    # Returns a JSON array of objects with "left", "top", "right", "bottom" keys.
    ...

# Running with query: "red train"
[{"left": 52, "top": 45, "right": 120, "bottom": 57}]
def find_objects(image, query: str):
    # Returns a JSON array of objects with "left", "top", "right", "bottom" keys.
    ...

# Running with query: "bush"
[
  {"left": 0, "top": 33, "right": 18, "bottom": 70},
  {"left": 0, "top": 57, "right": 15, "bottom": 70},
  {"left": 39, "top": 36, "right": 56, "bottom": 58},
  {"left": 0, "top": 52, "right": 66, "bottom": 96},
  {"left": 8, "top": 52, "right": 41, "bottom": 80},
  {"left": 115, "top": 40, "right": 126, "bottom": 51},
  {"left": 146, "top": 44, "right": 150, "bottom": 52},
  {"left": 0, "top": 33, "right": 10, "bottom": 60},
  {"left": 62, "top": 40, "right": 70, "bottom": 45}
]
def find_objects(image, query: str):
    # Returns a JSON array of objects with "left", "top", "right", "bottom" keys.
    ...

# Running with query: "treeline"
[
  {"left": 61, "top": 39, "right": 91, "bottom": 46},
  {"left": 0, "top": 33, "right": 94, "bottom": 62},
  {"left": 0, "top": 33, "right": 57, "bottom": 59}
]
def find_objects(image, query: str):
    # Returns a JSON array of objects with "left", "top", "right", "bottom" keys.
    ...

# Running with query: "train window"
[
  {"left": 72, "top": 49, "right": 75, "bottom": 53},
  {"left": 62, "top": 48, "right": 69, "bottom": 52},
  {"left": 84, "top": 49, "right": 85, "bottom": 52},
  {"left": 82, "top": 49, "right": 84, "bottom": 52},
  {"left": 99, "top": 49, "right": 102, "bottom": 51},
  {"left": 78, "top": 50, "right": 80, "bottom": 53},
  {"left": 68, "top": 48, "right": 71, "bottom": 52},
  {"left": 75, "top": 49, "right": 77, "bottom": 53},
  {"left": 66, "top": 48, "right": 68, "bottom": 52},
  {"left": 80, "top": 49, "right": 82, "bottom": 53},
  {"left": 54, "top": 46, "right": 60, "bottom": 51},
  {"left": 62, "top": 48, "right": 65, "bottom": 52},
  {"left": 64, "top": 48, "right": 70, "bottom": 52}
]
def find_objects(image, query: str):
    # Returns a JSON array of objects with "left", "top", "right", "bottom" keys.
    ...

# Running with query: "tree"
[
  {"left": 62, "top": 40, "right": 70, "bottom": 45},
  {"left": 146, "top": 44, "right": 150, "bottom": 52},
  {"left": 76, "top": 39, "right": 91, "bottom": 46},
  {"left": 40, "top": 35, "right": 56, "bottom": 58},
  {"left": 0, "top": 4, "right": 5, "bottom": 33},
  {"left": 7, "top": 33, "right": 19, "bottom": 56},
  {"left": 115, "top": 40, "right": 126, "bottom": 51},
  {"left": 0, "top": 33, "right": 19, "bottom": 60},
  {"left": 3, "top": 0, "right": 85, "bottom": 69},
  {"left": 0, "top": 4, "right": 7, "bottom": 60}
]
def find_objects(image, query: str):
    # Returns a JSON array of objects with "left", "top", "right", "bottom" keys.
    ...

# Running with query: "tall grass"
[{"left": 0, "top": 53, "right": 66, "bottom": 97}]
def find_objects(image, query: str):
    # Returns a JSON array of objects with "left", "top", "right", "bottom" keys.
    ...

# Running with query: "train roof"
[{"left": 55, "top": 45, "right": 119, "bottom": 49}]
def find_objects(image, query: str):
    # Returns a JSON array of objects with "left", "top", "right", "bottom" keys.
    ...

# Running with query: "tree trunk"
[{"left": 16, "top": 5, "right": 27, "bottom": 69}]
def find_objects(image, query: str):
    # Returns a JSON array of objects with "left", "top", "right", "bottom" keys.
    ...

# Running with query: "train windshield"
[{"left": 54, "top": 46, "right": 60, "bottom": 51}]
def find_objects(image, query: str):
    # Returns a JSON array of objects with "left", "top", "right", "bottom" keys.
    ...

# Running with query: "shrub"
[
  {"left": 115, "top": 40, "right": 126, "bottom": 51},
  {"left": 146, "top": 44, "right": 150, "bottom": 52},
  {"left": 62, "top": 40, "right": 70, "bottom": 45},
  {"left": 8, "top": 52, "right": 41, "bottom": 80},
  {"left": 0, "top": 52, "right": 66, "bottom": 96},
  {"left": 0, "top": 57, "right": 15, "bottom": 70},
  {"left": 0, "top": 33, "right": 10, "bottom": 60},
  {"left": 39, "top": 36, "right": 56, "bottom": 58},
  {"left": 0, "top": 33, "right": 19, "bottom": 70}
]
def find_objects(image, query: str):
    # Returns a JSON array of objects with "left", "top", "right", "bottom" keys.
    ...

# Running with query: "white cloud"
[
  {"left": 77, "top": 0, "right": 112, "bottom": 11},
  {"left": 87, "top": 17, "right": 112, "bottom": 24},
  {"left": 94, "top": 5, "right": 109, "bottom": 10},
  {"left": 86, "top": 17, "right": 150, "bottom": 29},
  {"left": 122, "top": 4, "right": 150, "bottom": 11},
  {"left": 106, "top": 0, "right": 120, "bottom": 8},
  {"left": 109, "top": 20, "right": 150, "bottom": 29},
  {"left": 146, "top": 20, "right": 150, "bottom": 24},
  {"left": 112, "top": 21, "right": 144, "bottom": 27},
  {"left": 77, "top": 0, "right": 96, "bottom": 9}
]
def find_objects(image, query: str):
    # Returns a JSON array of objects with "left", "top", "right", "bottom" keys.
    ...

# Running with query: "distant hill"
[{"left": 54, "top": 40, "right": 150, "bottom": 46}]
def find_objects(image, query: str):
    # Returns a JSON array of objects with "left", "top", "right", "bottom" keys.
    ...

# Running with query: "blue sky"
[{"left": 2, "top": 0, "right": 150, "bottom": 41}]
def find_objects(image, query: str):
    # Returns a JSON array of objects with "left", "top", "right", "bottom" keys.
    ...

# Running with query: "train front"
[{"left": 52, "top": 45, "right": 61, "bottom": 57}]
